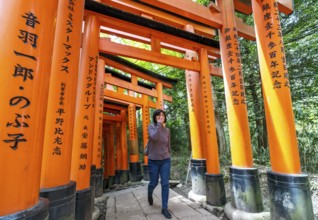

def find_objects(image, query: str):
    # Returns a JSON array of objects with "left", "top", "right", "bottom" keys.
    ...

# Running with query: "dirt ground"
[{"left": 170, "top": 164, "right": 318, "bottom": 219}]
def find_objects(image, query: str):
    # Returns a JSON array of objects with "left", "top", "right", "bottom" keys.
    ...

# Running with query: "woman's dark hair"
[{"left": 152, "top": 109, "right": 167, "bottom": 124}]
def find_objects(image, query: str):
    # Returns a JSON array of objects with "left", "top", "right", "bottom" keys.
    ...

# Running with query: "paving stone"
[{"left": 105, "top": 185, "right": 220, "bottom": 220}]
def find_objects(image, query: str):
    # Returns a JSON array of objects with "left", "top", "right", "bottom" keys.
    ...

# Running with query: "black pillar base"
[
  {"left": 95, "top": 168, "right": 104, "bottom": 197},
  {"left": 40, "top": 181, "right": 76, "bottom": 220},
  {"left": 90, "top": 165, "right": 96, "bottom": 189},
  {"left": 191, "top": 159, "right": 207, "bottom": 195},
  {"left": 206, "top": 173, "right": 226, "bottom": 206},
  {"left": 90, "top": 165, "right": 96, "bottom": 210},
  {"left": 143, "top": 165, "right": 150, "bottom": 181},
  {"left": 114, "top": 170, "right": 121, "bottom": 185},
  {"left": 0, "top": 197, "right": 49, "bottom": 220},
  {"left": 103, "top": 178, "right": 109, "bottom": 190},
  {"left": 229, "top": 166, "right": 263, "bottom": 213},
  {"left": 108, "top": 175, "right": 115, "bottom": 188},
  {"left": 267, "top": 171, "right": 314, "bottom": 220},
  {"left": 120, "top": 170, "right": 130, "bottom": 184},
  {"left": 75, "top": 187, "right": 93, "bottom": 220},
  {"left": 129, "top": 162, "right": 143, "bottom": 182}
]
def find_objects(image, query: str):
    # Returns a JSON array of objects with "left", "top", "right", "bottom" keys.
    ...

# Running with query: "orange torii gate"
[
  {"left": 86, "top": 0, "right": 230, "bottom": 212},
  {"left": 0, "top": 0, "right": 314, "bottom": 220},
  {"left": 102, "top": 56, "right": 177, "bottom": 183},
  {"left": 102, "top": 115, "right": 118, "bottom": 189},
  {"left": 103, "top": 102, "right": 129, "bottom": 187},
  {"left": 85, "top": 0, "right": 314, "bottom": 219}
]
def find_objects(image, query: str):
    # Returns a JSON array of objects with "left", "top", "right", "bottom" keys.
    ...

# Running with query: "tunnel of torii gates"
[{"left": 0, "top": 0, "right": 315, "bottom": 220}]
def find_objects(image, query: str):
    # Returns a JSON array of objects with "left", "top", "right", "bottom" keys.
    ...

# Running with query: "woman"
[{"left": 147, "top": 109, "right": 172, "bottom": 219}]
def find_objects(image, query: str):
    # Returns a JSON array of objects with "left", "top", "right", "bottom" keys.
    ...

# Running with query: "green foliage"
[
  {"left": 192, "top": 0, "right": 210, "bottom": 6},
  {"left": 132, "top": 0, "right": 318, "bottom": 174},
  {"left": 282, "top": 0, "right": 318, "bottom": 173},
  {"left": 164, "top": 69, "right": 191, "bottom": 154}
]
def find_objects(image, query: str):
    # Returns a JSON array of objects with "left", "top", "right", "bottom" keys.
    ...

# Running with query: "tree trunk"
[
  {"left": 212, "top": 85, "right": 227, "bottom": 154},
  {"left": 248, "top": 76, "right": 268, "bottom": 149}
]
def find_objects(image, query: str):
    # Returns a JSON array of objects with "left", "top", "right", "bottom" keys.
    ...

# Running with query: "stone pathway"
[{"left": 105, "top": 184, "right": 220, "bottom": 220}]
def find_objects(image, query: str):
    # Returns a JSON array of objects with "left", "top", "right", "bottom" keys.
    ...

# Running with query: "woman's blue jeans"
[{"left": 148, "top": 158, "right": 171, "bottom": 209}]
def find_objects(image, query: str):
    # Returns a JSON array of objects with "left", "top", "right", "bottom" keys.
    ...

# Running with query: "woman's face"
[{"left": 156, "top": 112, "right": 165, "bottom": 122}]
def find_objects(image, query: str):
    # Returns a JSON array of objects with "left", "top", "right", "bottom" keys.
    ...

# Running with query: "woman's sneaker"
[
  {"left": 148, "top": 194, "right": 153, "bottom": 205},
  {"left": 161, "top": 208, "right": 172, "bottom": 219}
]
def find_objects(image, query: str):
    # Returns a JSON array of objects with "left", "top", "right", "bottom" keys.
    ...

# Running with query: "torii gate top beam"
[
  {"left": 105, "top": 67, "right": 155, "bottom": 90},
  {"left": 100, "top": 53, "right": 178, "bottom": 89},
  {"left": 98, "top": 0, "right": 255, "bottom": 40},
  {"left": 85, "top": 0, "right": 220, "bottom": 51}
]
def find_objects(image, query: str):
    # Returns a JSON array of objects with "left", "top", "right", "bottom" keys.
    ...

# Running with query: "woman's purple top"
[{"left": 147, "top": 122, "right": 171, "bottom": 160}]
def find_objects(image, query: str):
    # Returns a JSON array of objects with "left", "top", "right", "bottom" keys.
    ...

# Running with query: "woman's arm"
[
  {"left": 168, "top": 129, "right": 171, "bottom": 153},
  {"left": 148, "top": 123, "right": 164, "bottom": 141}
]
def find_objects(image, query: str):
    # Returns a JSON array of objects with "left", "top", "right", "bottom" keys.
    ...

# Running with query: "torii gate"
[
  {"left": 0, "top": 1, "right": 314, "bottom": 220},
  {"left": 87, "top": 1, "right": 314, "bottom": 219},
  {"left": 102, "top": 54, "right": 177, "bottom": 183},
  {"left": 103, "top": 102, "right": 129, "bottom": 188}
]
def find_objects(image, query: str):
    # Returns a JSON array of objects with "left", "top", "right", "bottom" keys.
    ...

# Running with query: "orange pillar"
[
  {"left": 184, "top": 50, "right": 205, "bottom": 158},
  {"left": 103, "top": 124, "right": 110, "bottom": 189},
  {"left": 114, "top": 122, "right": 122, "bottom": 184},
  {"left": 93, "top": 59, "right": 105, "bottom": 171},
  {"left": 39, "top": 0, "right": 84, "bottom": 218},
  {"left": 108, "top": 123, "right": 116, "bottom": 187},
  {"left": 252, "top": 0, "right": 314, "bottom": 218},
  {"left": 70, "top": 14, "right": 99, "bottom": 218},
  {"left": 199, "top": 48, "right": 226, "bottom": 206},
  {"left": 0, "top": 1, "right": 58, "bottom": 218},
  {"left": 92, "top": 59, "right": 105, "bottom": 197},
  {"left": 156, "top": 82, "right": 164, "bottom": 110},
  {"left": 120, "top": 110, "right": 130, "bottom": 183},
  {"left": 41, "top": 0, "right": 84, "bottom": 189},
  {"left": 252, "top": 0, "right": 300, "bottom": 174},
  {"left": 218, "top": 1, "right": 253, "bottom": 168},
  {"left": 217, "top": 0, "right": 263, "bottom": 213},
  {"left": 184, "top": 25, "right": 207, "bottom": 199},
  {"left": 142, "top": 95, "right": 150, "bottom": 180},
  {"left": 128, "top": 104, "right": 142, "bottom": 182},
  {"left": 199, "top": 48, "right": 220, "bottom": 175}
]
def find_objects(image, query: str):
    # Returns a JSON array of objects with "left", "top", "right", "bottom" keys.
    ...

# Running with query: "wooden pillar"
[
  {"left": 114, "top": 122, "right": 122, "bottom": 184},
  {"left": 218, "top": 0, "right": 253, "bottom": 168},
  {"left": 199, "top": 48, "right": 226, "bottom": 205},
  {"left": 184, "top": 43, "right": 205, "bottom": 158},
  {"left": 120, "top": 110, "right": 129, "bottom": 183},
  {"left": 0, "top": 1, "right": 58, "bottom": 217},
  {"left": 70, "top": 14, "right": 99, "bottom": 219},
  {"left": 70, "top": 14, "right": 99, "bottom": 189},
  {"left": 128, "top": 104, "right": 142, "bottom": 182},
  {"left": 92, "top": 59, "right": 105, "bottom": 197},
  {"left": 184, "top": 24, "right": 207, "bottom": 199},
  {"left": 115, "top": 122, "right": 122, "bottom": 171},
  {"left": 103, "top": 124, "right": 110, "bottom": 189},
  {"left": 252, "top": 0, "right": 300, "bottom": 174},
  {"left": 217, "top": 0, "right": 263, "bottom": 213},
  {"left": 108, "top": 124, "right": 116, "bottom": 184},
  {"left": 142, "top": 95, "right": 150, "bottom": 180},
  {"left": 156, "top": 82, "right": 164, "bottom": 110},
  {"left": 128, "top": 104, "right": 138, "bottom": 162},
  {"left": 252, "top": 0, "right": 314, "bottom": 218},
  {"left": 199, "top": 48, "right": 220, "bottom": 174},
  {"left": 92, "top": 59, "right": 105, "bottom": 170},
  {"left": 39, "top": 0, "right": 84, "bottom": 218},
  {"left": 41, "top": 0, "right": 84, "bottom": 190}
]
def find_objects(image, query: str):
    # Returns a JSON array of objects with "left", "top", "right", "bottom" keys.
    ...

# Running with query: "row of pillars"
[
  {"left": 0, "top": 0, "right": 108, "bottom": 219},
  {"left": 0, "top": 0, "right": 315, "bottom": 220},
  {"left": 183, "top": 0, "right": 314, "bottom": 219},
  {"left": 102, "top": 102, "right": 152, "bottom": 188},
  {"left": 0, "top": 1, "right": 166, "bottom": 219}
]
